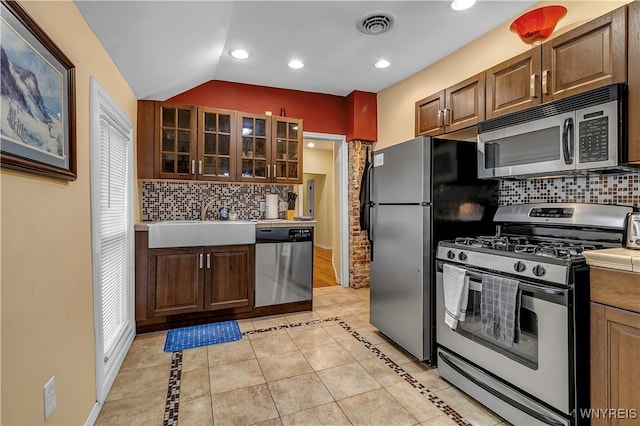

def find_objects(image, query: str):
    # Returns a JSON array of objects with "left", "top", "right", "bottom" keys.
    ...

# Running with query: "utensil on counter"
[{"left": 287, "top": 192, "right": 297, "bottom": 210}]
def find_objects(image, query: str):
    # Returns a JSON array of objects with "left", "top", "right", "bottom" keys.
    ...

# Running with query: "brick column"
[{"left": 348, "top": 140, "right": 373, "bottom": 289}]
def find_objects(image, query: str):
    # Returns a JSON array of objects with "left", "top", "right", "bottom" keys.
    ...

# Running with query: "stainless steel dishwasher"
[{"left": 255, "top": 227, "right": 313, "bottom": 307}]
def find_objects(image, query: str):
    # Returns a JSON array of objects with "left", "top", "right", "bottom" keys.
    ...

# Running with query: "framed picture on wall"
[{"left": 1, "top": 0, "right": 76, "bottom": 181}]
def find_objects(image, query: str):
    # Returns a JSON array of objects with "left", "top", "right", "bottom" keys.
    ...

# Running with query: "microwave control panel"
[{"left": 578, "top": 114, "right": 609, "bottom": 163}]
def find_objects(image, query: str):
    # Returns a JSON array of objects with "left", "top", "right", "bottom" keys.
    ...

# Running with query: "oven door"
[
  {"left": 477, "top": 111, "right": 575, "bottom": 179},
  {"left": 436, "top": 261, "right": 571, "bottom": 414}
]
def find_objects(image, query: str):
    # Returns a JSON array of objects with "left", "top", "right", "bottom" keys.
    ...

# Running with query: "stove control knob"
[
  {"left": 447, "top": 250, "right": 455, "bottom": 260},
  {"left": 458, "top": 252, "right": 468, "bottom": 261},
  {"left": 533, "top": 265, "right": 546, "bottom": 277},
  {"left": 514, "top": 261, "right": 526, "bottom": 272}
]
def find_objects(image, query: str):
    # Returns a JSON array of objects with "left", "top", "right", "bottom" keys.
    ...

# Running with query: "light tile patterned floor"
[{"left": 96, "top": 286, "right": 507, "bottom": 425}]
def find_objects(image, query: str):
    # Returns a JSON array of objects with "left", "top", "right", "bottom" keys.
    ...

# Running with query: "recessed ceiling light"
[
  {"left": 374, "top": 59, "right": 391, "bottom": 69},
  {"left": 288, "top": 59, "right": 304, "bottom": 69},
  {"left": 451, "top": 0, "right": 476, "bottom": 11},
  {"left": 230, "top": 49, "right": 249, "bottom": 59},
  {"left": 307, "top": 142, "right": 315, "bottom": 148}
]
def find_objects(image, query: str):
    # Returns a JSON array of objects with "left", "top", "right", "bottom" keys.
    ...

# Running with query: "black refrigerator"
[{"left": 369, "top": 136, "right": 498, "bottom": 363}]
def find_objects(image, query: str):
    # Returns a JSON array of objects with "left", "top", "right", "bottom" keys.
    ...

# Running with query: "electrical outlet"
[{"left": 43, "top": 376, "right": 56, "bottom": 420}]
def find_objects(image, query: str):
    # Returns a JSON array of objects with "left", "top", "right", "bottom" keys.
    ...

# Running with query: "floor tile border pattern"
[
  {"left": 163, "top": 317, "right": 472, "bottom": 426},
  {"left": 163, "top": 351, "right": 182, "bottom": 426},
  {"left": 335, "top": 319, "right": 471, "bottom": 426}
]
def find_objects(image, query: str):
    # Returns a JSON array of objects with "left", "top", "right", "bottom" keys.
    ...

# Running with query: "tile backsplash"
[
  {"left": 141, "top": 172, "right": 640, "bottom": 222},
  {"left": 141, "top": 180, "right": 294, "bottom": 222},
  {"left": 498, "top": 172, "right": 640, "bottom": 207}
]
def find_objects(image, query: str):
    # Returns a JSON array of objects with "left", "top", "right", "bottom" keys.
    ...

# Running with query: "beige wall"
[
  {"left": 377, "top": 0, "right": 631, "bottom": 149},
  {"left": 302, "top": 147, "right": 335, "bottom": 249},
  {"left": 1, "top": 1, "right": 137, "bottom": 424}
]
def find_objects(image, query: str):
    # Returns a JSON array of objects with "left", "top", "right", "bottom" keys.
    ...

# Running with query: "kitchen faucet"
[{"left": 200, "top": 197, "right": 218, "bottom": 220}]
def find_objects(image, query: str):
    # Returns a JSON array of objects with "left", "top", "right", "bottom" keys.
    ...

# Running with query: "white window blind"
[
  {"left": 98, "top": 118, "right": 130, "bottom": 357},
  {"left": 90, "top": 77, "right": 134, "bottom": 408}
]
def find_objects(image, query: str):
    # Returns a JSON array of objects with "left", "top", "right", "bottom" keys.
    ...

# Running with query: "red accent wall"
[
  {"left": 168, "top": 80, "right": 348, "bottom": 135},
  {"left": 346, "top": 90, "right": 377, "bottom": 142}
]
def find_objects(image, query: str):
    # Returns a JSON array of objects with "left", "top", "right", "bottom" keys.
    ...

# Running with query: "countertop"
[
  {"left": 134, "top": 219, "right": 316, "bottom": 231},
  {"left": 583, "top": 248, "right": 640, "bottom": 273}
]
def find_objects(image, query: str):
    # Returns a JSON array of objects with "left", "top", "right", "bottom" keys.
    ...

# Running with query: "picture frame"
[{"left": 1, "top": 0, "right": 76, "bottom": 181}]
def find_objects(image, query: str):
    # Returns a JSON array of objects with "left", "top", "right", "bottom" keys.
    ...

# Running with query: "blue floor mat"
[{"left": 164, "top": 320, "right": 242, "bottom": 352}]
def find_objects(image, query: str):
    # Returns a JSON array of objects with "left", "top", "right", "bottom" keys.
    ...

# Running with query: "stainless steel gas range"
[{"left": 435, "top": 203, "right": 634, "bottom": 426}]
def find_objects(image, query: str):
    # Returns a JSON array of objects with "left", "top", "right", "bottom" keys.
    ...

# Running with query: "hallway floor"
[
  {"left": 313, "top": 247, "right": 339, "bottom": 288},
  {"left": 96, "top": 286, "right": 505, "bottom": 425}
]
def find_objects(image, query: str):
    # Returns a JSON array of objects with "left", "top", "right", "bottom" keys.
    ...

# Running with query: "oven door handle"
[
  {"left": 438, "top": 351, "right": 565, "bottom": 426},
  {"left": 466, "top": 273, "right": 564, "bottom": 296},
  {"left": 437, "top": 262, "right": 567, "bottom": 297}
]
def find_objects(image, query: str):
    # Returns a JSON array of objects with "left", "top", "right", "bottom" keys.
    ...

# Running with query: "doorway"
[{"left": 302, "top": 132, "right": 348, "bottom": 288}]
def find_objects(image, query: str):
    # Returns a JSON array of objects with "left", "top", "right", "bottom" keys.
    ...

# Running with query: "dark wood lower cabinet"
[
  {"left": 590, "top": 267, "right": 640, "bottom": 426},
  {"left": 148, "top": 245, "right": 254, "bottom": 317},
  {"left": 135, "top": 234, "right": 294, "bottom": 332},
  {"left": 205, "top": 245, "right": 254, "bottom": 311},
  {"left": 148, "top": 247, "right": 204, "bottom": 317}
]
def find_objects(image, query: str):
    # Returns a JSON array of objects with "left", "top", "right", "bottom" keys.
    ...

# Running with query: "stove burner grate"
[{"left": 454, "top": 235, "right": 600, "bottom": 260}]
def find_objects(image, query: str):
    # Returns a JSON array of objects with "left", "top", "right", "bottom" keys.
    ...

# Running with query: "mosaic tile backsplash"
[
  {"left": 499, "top": 172, "right": 640, "bottom": 207},
  {"left": 141, "top": 172, "right": 640, "bottom": 222},
  {"left": 141, "top": 181, "right": 294, "bottom": 221}
]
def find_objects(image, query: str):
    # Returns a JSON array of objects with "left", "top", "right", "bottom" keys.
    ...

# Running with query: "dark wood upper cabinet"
[
  {"left": 628, "top": 0, "right": 640, "bottom": 164},
  {"left": 486, "top": 6, "right": 627, "bottom": 120},
  {"left": 445, "top": 73, "right": 485, "bottom": 133},
  {"left": 138, "top": 101, "right": 303, "bottom": 183},
  {"left": 272, "top": 116, "right": 303, "bottom": 184},
  {"left": 236, "top": 112, "right": 272, "bottom": 183},
  {"left": 541, "top": 6, "right": 627, "bottom": 102},
  {"left": 415, "top": 73, "right": 484, "bottom": 136},
  {"left": 415, "top": 91, "right": 445, "bottom": 136},
  {"left": 155, "top": 102, "right": 198, "bottom": 180},
  {"left": 486, "top": 49, "right": 542, "bottom": 120},
  {"left": 197, "top": 107, "right": 237, "bottom": 181}
]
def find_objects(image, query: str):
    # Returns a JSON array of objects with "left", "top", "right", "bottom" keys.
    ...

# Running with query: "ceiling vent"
[{"left": 357, "top": 13, "right": 395, "bottom": 35}]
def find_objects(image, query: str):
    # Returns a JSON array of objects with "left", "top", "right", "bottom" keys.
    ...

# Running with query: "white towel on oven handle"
[{"left": 443, "top": 263, "right": 469, "bottom": 329}]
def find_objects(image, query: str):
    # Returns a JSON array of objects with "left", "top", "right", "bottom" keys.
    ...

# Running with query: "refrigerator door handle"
[{"left": 369, "top": 204, "right": 375, "bottom": 261}]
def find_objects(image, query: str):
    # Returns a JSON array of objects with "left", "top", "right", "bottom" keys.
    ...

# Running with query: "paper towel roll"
[{"left": 266, "top": 194, "right": 279, "bottom": 219}]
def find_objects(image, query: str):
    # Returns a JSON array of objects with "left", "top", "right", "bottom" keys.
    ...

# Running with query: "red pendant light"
[{"left": 510, "top": 5, "right": 567, "bottom": 45}]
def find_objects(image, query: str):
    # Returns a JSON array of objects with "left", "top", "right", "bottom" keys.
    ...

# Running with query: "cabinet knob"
[
  {"left": 199, "top": 253, "right": 204, "bottom": 269},
  {"left": 198, "top": 160, "right": 203, "bottom": 175},
  {"left": 437, "top": 110, "right": 444, "bottom": 128},
  {"left": 191, "top": 160, "right": 196, "bottom": 175},
  {"left": 207, "top": 253, "right": 211, "bottom": 269}
]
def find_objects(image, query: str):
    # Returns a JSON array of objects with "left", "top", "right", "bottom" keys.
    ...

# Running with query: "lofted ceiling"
[{"left": 74, "top": 1, "right": 536, "bottom": 100}]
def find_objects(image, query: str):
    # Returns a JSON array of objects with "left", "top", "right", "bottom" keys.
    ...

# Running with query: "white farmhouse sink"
[{"left": 148, "top": 220, "right": 256, "bottom": 248}]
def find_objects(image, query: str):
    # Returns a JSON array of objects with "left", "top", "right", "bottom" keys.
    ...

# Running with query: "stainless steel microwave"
[{"left": 477, "top": 84, "right": 635, "bottom": 179}]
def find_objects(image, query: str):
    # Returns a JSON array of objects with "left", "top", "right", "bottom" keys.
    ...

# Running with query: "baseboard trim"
[{"left": 85, "top": 401, "right": 101, "bottom": 426}]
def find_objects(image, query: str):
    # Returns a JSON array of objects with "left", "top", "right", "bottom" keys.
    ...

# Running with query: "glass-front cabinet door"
[
  {"left": 198, "top": 107, "right": 236, "bottom": 181},
  {"left": 155, "top": 103, "right": 197, "bottom": 179},
  {"left": 237, "top": 113, "right": 271, "bottom": 182},
  {"left": 272, "top": 116, "right": 303, "bottom": 184}
]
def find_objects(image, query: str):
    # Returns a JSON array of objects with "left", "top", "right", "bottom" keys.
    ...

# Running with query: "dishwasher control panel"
[
  {"left": 256, "top": 227, "right": 313, "bottom": 243},
  {"left": 289, "top": 228, "right": 312, "bottom": 241}
]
